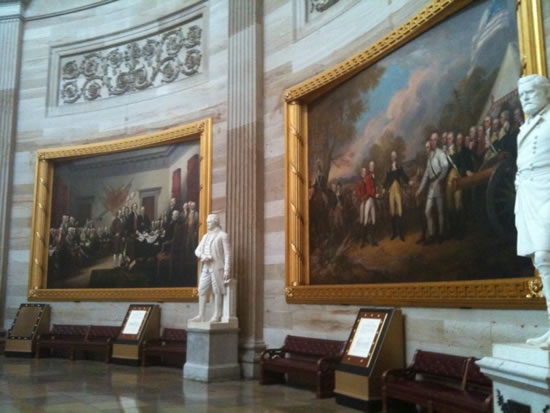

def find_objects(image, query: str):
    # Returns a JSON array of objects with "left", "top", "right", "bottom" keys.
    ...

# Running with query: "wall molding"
[{"left": 24, "top": 0, "right": 116, "bottom": 21}]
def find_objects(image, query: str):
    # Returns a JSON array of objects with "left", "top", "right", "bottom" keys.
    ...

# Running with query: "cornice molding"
[{"left": 0, "top": 2, "right": 23, "bottom": 21}]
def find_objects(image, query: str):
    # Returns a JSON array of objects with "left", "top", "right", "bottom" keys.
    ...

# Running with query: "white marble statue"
[
  {"left": 516, "top": 74, "right": 550, "bottom": 349},
  {"left": 190, "top": 214, "right": 232, "bottom": 323}
]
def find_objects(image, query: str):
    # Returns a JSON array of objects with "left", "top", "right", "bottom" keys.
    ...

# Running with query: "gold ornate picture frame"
[
  {"left": 285, "top": 0, "right": 547, "bottom": 308},
  {"left": 28, "top": 119, "right": 212, "bottom": 302}
]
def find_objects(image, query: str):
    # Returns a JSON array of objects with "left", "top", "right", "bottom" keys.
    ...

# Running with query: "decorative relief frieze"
[{"left": 58, "top": 18, "right": 203, "bottom": 105}]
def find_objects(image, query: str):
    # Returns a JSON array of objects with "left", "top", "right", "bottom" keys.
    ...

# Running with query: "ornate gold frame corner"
[
  {"left": 284, "top": 0, "right": 547, "bottom": 308},
  {"left": 28, "top": 119, "right": 212, "bottom": 302}
]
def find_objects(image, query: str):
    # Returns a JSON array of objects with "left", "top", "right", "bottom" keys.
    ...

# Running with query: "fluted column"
[
  {"left": 226, "top": 0, "right": 265, "bottom": 378},
  {"left": 0, "top": 2, "right": 24, "bottom": 325}
]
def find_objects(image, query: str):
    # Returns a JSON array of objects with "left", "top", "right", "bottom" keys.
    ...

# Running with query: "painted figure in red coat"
[{"left": 355, "top": 161, "right": 378, "bottom": 247}]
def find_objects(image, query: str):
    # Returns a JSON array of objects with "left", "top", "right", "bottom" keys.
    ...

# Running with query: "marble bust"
[
  {"left": 190, "top": 214, "right": 236, "bottom": 325},
  {"left": 515, "top": 74, "right": 550, "bottom": 349}
]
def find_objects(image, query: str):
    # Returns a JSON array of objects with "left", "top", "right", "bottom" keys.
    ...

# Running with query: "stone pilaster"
[
  {"left": 0, "top": 2, "right": 24, "bottom": 326},
  {"left": 226, "top": 0, "right": 265, "bottom": 378}
]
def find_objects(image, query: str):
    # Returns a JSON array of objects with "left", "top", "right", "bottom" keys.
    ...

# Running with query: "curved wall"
[
  {"left": 2, "top": 0, "right": 548, "bottom": 367},
  {"left": 260, "top": 0, "right": 547, "bottom": 362},
  {"left": 6, "top": 0, "right": 227, "bottom": 329}
]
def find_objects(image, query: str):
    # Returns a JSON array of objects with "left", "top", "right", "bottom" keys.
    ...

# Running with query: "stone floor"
[{"left": 0, "top": 356, "right": 359, "bottom": 412}]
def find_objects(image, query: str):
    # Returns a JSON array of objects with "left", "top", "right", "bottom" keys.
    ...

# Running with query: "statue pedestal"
[
  {"left": 183, "top": 322, "right": 240, "bottom": 382},
  {"left": 477, "top": 343, "right": 550, "bottom": 412}
]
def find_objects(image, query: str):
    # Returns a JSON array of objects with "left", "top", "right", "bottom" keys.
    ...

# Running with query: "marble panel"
[
  {"left": 264, "top": 254, "right": 284, "bottom": 266},
  {"left": 490, "top": 320, "right": 548, "bottom": 345},
  {"left": 264, "top": 154, "right": 284, "bottom": 175},
  {"left": 264, "top": 216, "right": 284, "bottom": 233},
  {"left": 263, "top": 169, "right": 285, "bottom": 202},
  {"left": 264, "top": 200, "right": 284, "bottom": 219},
  {"left": 7, "top": 222, "right": 30, "bottom": 239},
  {"left": 264, "top": 298, "right": 288, "bottom": 321},
  {"left": 264, "top": 133, "right": 285, "bottom": 158},
  {"left": 211, "top": 197, "right": 226, "bottom": 214},
  {"left": 264, "top": 327, "right": 294, "bottom": 348},
  {"left": 263, "top": 310, "right": 292, "bottom": 330},
  {"left": 264, "top": 263, "right": 285, "bottom": 281},
  {"left": 263, "top": 0, "right": 293, "bottom": 55},
  {"left": 264, "top": 231, "right": 284, "bottom": 252},
  {"left": 264, "top": 279, "right": 285, "bottom": 298}
]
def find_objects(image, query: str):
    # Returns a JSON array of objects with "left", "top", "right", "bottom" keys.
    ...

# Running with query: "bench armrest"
[
  {"left": 317, "top": 356, "right": 339, "bottom": 373},
  {"left": 483, "top": 393, "right": 492, "bottom": 407},
  {"left": 382, "top": 367, "right": 416, "bottom": 383},
  {"left": 260, "top": 348, "right": 287, "bottom": 361}
]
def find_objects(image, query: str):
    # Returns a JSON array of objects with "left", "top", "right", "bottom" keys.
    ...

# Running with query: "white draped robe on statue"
[{"left": 515, "top": 107, "right": 550, "bottom": 256}]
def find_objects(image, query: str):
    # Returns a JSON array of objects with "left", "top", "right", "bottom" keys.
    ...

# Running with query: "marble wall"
[
  {"left": 260, "top": 0, "right": 548, "bottom": 363},
  {"left": 2, "top": 0, "right": 549, "bottom": 369},
  {"left": 4, "top": 0, "right": 228, "bottom": 329}
]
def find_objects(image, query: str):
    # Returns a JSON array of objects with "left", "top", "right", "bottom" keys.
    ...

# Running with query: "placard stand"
[
  {"left": 5, "top": 303, "right": 50, "bottom": 357},
  {"left": 111, "top": 304, "right": 160, "bottom": 365},
  {"left": 335, "top": 307, "right": 404, "bottom": 411}
]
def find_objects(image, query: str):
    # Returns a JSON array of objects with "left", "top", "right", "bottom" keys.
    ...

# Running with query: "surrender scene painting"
[
  {"left": 47, "top": 142, "right": 200, "bottom": 289},
  {"left": 308, "top": 0, "right": 533, "bottom": 285}
]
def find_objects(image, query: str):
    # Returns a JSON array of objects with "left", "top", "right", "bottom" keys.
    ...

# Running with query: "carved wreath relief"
[
  {"left": 310, "top": 0, "right": 340, "bottom": 14},
  {"left": 59, "top": 19, "right": 203, "bottom": 105}
]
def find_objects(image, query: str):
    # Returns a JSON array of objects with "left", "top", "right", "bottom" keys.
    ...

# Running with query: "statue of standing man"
[
  {"left": 190, "top": 214, "right": 231, "bottom": 323},
  {"left": 516, "top": 74, "right": 550, "bottom": 349}
]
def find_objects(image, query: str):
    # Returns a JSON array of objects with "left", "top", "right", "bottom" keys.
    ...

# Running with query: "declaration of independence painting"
[
  {"left": 47, "top": 142, "right": 200, "bottom": 289},
  {"left": 307, "top": 0, "right": 533, "bottom": 285}
]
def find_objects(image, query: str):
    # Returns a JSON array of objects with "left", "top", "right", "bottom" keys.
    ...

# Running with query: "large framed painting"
[
  {"left": 28, "top": 119, "right": 212, "bottom": 301},
  {"left": 285, "top": 0, "right": 548, "bottom": 308}
]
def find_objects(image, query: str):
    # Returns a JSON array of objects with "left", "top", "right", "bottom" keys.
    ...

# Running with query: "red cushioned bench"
[
  {"left": 73, "top": 325, "right": 120, "bottom": 363},
  {"left": 141, "top": 328, "right": 187, "bottom": 367},
  {"left": 382, "top": 350, "right": 493, "bottom": 413},
  {"left": 260, "top": 335, "right": 345, "bottom": 398},
  {"left": 35, "top": 324, "right": 88, "bottom": 360}
]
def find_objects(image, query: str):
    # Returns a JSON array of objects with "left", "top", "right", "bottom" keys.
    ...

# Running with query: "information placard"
[
  {"left": 341, "top": 309, "right": 389, "bottom": 371},
  {"left": 116, "top": 304, "right": 155, "bottom": 342},
  {"left": 347, "top": 317, "right": 381, "bottom": 359},
  {"left": 335, "top": 308, "right": 404, "bottom": 408},
  {"left": 122, "top": 310, "right": 147, "bottom": 335}
]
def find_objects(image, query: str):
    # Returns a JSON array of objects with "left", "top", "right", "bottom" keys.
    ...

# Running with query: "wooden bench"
[
  {"left": 73, "top": 325, "right": 120, "bottom": 363},
  {"left": 142, "top": 328, "right": 187, "bottom": 367},
  {"left": 382, "top": 350, "right": 493, "bottom": 413},
  {"left": 260, "top": 335, "right": 345, "bottom": 398},
  {"left": 36, "top": 324, "right": 88, "bottom": 360}
]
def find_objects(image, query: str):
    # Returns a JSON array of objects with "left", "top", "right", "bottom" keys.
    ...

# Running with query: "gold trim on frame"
[
  {"left": 517, "top": 0, "right": 547, "bottom": 77},
  {"left": 284, "top": 0, "right": 548, "bottom": 308},
  {"left": 28, "top": 119, "right": 212, "bottom": 302}
]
